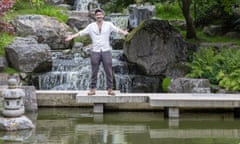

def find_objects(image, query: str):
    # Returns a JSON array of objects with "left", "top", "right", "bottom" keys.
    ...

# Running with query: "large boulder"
[
  {"left": 4, "top": 37, "right": 52, "bottom": 73},
  {"left": 124, "top": 19, "right": 189, "bottom": 76},
  {"left": 11, "top": 15, "right": 72, "bottom": 50}
]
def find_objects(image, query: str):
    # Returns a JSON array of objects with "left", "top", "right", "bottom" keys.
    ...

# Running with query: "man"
[{"left": 65, "top": 8, "right": 128, "bottom": 96}]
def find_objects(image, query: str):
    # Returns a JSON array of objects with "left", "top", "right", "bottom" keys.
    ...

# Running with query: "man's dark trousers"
[{"left": 90, "top": 50, "right": 113, "bottom": 89}]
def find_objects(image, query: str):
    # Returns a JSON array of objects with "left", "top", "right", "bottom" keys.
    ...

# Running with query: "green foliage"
[
  {"left": 31, "top": 0, "right": 45, "bottom": 10},
  {"left": 8, "top": 2, "right": 68, "bottom": 23},
  {"left": 102, "top": 0, "right": 134, "bottom": 13},
  {"left": 187, "top": 29, "right": 240, "bottom": 45},
  {"left": 220, "top": 0, "right": 237, "bottom": 14},
  {"left": 35, "top": 5, "right": 68, "bottom": 22},
  {"left": 155, "top": 2, "right": 184, "bottom": 20},
  {"left": 193, "top": 0, "right": 239, "bottom": 26},
  {"left": 4, "top": 67, "right": 18, "bottom": 74},
  {"left": 0, "top": 32, "right": 14, "bottom": 56},
  {"left": 186, "top": 47, "right": 222, "bottom": 84},
  {"left": 187, "top": 47, "right": 240, "bottom": 91},
  {"left": 125, "top": 20, "right": 146, "bottom": 43},
  {"left": 13, "top": 0, "right": 32, "bottom": 10},
  {"left": 162, "top": 77, "right": 171, "bottom": 92},
  {"left": 216, "top": 48, "right": 240, "bottom": 91}
]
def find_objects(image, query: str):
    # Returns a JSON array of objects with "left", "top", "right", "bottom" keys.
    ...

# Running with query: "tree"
[
  {"left": 0, "top": 0, "right": 15, "bottom": 34},
  {"left": 178, "top": 0, "right": 197, "bottom": 39},
  {"left": 193, "top": 0, "right": 239, "bottom": 27}
]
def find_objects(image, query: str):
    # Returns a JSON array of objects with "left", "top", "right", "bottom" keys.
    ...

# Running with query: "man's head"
[{"left": 95, "top": 8, "right": 104, "bottom": 22}]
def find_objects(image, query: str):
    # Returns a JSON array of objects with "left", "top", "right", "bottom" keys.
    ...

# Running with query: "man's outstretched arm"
[{"left": 65, "top": 31, "right": 81, "bottom": 41}]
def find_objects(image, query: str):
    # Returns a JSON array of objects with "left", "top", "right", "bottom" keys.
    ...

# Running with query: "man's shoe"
[
  {"left": 88, "top": 89, "right": 96, "bottom": 96},
  {"left": 107, "top": 89, "right": 115, "bottom": 96}
]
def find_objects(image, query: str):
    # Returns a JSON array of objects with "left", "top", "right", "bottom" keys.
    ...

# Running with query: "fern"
[
  {"left": 186, "top": 47, "right": 221, "bottom": 84},
  {"left": 187, "top": 47, "right": 240, "bottom": 91}
]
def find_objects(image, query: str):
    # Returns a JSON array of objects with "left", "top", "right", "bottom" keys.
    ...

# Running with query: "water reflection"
[{"left": 1, "top": 108, "right": 240, "bottom": 144}]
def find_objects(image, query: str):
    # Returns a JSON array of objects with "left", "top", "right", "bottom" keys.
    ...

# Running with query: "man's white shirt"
[{"left": 79, "top": 21, "right": 119, "bottom": 52}]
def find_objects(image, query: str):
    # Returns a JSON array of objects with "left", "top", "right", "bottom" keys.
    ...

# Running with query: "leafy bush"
[
  {"left": 186, "top": 47, "right": 240, "bottom": 91},
  {"left": 13, "top": 0, "right": 31, "bottom": 10},
  {"left": 0, "top": 0, "right": 15, "bottom": 34},
  {"left": 155, "top": 2, "right": 184, "bottom": 20},
  {"left": 216, "top": 48, "right": 240, "bottom": 91},
  {"left": 186, "top": 47, "right": 222, "bottom": 84},
  {"left": 35, "top": 5, "right": 68, "bottom": 22},
  {"left": 162, "top": 77, "right": 171, "bottom": 92},
  {"left": 0, "top": 32, "right": 14, "bottom": 56},
  {"left": 30, "top": 0, "right": 45, "bottom": 10},
  {"left": 102, "top": 0, "right": 134, "bottom": 14}
]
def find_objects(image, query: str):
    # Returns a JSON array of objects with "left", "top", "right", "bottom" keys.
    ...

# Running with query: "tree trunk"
[{"left": 179, "top": 0, "right": 197, "bottom": 39}]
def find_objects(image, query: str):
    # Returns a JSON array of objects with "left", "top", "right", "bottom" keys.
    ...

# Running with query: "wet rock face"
[
  {"left": 4, "top": 37, "right": 52, "bottom": 73},
  {"left": 124, "top": 19, "right": 190, "bottom": 77},
  {"left": 168, "top": 78, "right": 211, "bottom": 93},
  {"left": 11, "top": 15, "right": 72, "bottom": 50}
]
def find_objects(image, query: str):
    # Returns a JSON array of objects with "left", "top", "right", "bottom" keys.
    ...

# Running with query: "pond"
[{"left": 1, "top": 108, "right": 240, "bottom": 144}]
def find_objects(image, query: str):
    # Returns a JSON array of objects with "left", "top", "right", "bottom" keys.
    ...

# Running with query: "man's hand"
[
  {"left": 119, "top": 29, "right": 129, "bottom": 36},
  {"left": 123, "top": 30, "right": 129, "bottom": 36},
  {"left": 65, "top": 35, "right": 73, "bottom": 41}
]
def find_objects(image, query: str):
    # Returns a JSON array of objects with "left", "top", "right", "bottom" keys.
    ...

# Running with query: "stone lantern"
[
  {"left": 0, "top": 77, "right": 34, "bottom": 131},
  {"left": 2, "top": 78, "right": 25, "bottom": 117}
]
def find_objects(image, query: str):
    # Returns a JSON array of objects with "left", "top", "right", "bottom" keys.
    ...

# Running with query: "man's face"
[{"left": 95, "top": 12, "right": 104, "bottom": 22}]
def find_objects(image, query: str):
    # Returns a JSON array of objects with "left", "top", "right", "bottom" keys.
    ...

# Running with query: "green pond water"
[{"left": 1, "top": 108, "right": 240, "bottom": 144}]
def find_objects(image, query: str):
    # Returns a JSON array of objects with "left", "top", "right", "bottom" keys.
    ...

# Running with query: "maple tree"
[{"left": 0, "top": 0, "right": 15, "bottom": 34}]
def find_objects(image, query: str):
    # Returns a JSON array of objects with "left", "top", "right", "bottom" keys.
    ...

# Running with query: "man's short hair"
[{"left": 95, "top": 8, "right": 105, "bottom": 15}]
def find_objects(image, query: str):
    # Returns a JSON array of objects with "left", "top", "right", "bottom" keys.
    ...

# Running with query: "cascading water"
[
  {"left": 38, "top": 50, "right": 132, "bottom": 92},
  {"left": 74, "top": 0, "right": 96, "bottom": 11},
  {"left": 108, "top": 14, "right": 129, "bottom": 39}
]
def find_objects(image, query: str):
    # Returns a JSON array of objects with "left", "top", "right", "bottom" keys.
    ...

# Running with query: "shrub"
[
  {"left": 187, "top": 47, "right": 240, "bottom": 91},
  {"left": 162, "top": 77, "right": 171, "bottom": 92},
  {"left": 155, "top": 2, "right": 184, "bottom": 20},
  {"left": 0, "top": 0, "right": 15, "bottom": 34},
  {"left": 0, "top": 32, "right": 14, "bottom": 56},
  {"left": 35, "top": 5, "right": 68, "bottom": 22},
  {"left": 186, "top": 47, "right": 223, "bottom": 84},
  {"left": 216, "top": 48, "right": 240, "bottom": 91}
]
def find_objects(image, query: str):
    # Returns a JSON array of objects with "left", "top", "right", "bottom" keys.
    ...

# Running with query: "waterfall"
[
  {"left": 74, "top": 0, "right": 96, "bottom": 12},
  {"left": 37, "top": 13, "right": 133, "bottom": 92},
  {"left": 108, "top": 14, "right": 129, "bottom": 39},
  {"left": 38, "top": 50, "right": 132, "bottom": 91}
]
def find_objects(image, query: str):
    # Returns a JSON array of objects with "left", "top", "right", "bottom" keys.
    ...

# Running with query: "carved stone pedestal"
[{"left": 0, "top": 116, "right": 34, "bottom": 131}]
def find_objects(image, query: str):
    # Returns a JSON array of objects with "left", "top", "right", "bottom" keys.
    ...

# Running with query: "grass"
[
  {"left": 174, "top": 27, "right": 240, "bottom": 46},
  {"left": 197, "top": 30, "right": 240, "bottom": 45},
  {"left": 155, "top": 2, "right": 184, "bottom": 20},
  {"left": 3, "top": 67, "right": 18, "bottom": 74},
  {"left": 6, "top": 0, "right": 68, "bottom": 23}
]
